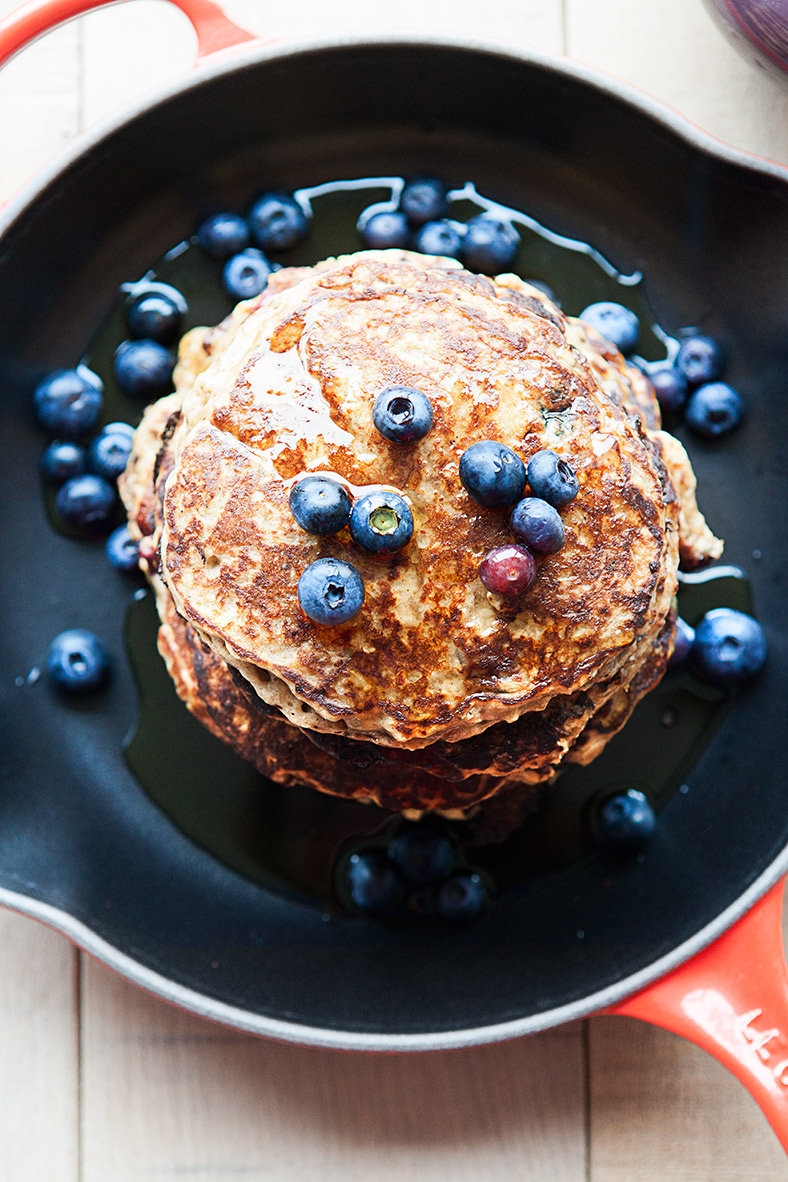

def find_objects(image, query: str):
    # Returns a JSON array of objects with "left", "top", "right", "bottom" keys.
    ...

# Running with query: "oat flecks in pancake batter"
[{"left": 121, "top": 249, "right": 722, "bottom": 812}]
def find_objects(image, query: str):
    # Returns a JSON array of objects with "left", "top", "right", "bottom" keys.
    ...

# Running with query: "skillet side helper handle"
[
  {"left": 0, "top": 0, "right": 258, "bottom": 71},
  {"left": 605, "top": 874, "right": 788, "bottom": 1153}
]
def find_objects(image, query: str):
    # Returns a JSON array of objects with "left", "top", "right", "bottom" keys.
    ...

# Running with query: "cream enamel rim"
[
  {"left": 2, "top": 849, "right": 787, "bottom": 1049},
  {"left": 3, "top": 31, "right": 787, "bottom": 1049}
]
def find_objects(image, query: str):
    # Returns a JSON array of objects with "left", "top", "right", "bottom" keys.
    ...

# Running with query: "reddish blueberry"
[{"left": 480, "top": 544, "right": 536, "bottom": 596}]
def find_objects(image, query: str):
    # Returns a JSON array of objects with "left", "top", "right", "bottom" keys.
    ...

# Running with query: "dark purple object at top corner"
[{"left": 702, "top": 0, "right": 788, "bottom": 82}]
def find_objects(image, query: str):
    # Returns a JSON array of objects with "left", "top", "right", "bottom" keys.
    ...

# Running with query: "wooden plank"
[
  {"left": 81, "top": 957, "right": 587, "bottom": 1182},
  {"left": 588, "top": 1013, "right": 788, "bottom": 1180},
  {"left": 0, "top": 18, "right": 82, "bottom": 1181},
  {"left": 0, "top": 0, "right": 80, "bottom": 197},
  {"left": 76, "top": 4, "right": 584, "bottom": 1181},
  {"left": 0, "top": 910, "right": 79, "bottom": 1182},
  {"left": 78, "top": 0, "right": 565, "bottom": 129},
  {"left": 566, "top": 0, "right": 788, "bottom": 1171},
  {"left": 566, "top": 0, "right": 788, "bottom": 167}
]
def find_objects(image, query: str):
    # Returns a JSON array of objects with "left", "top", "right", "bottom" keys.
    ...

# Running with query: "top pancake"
[{"left": 160, "top": 250, "right": 683, "bottom": 746}]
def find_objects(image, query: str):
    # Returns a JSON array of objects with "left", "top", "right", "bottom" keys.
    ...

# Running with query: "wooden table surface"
[{"left": 3, "top": 0, "right": 788, "bottom": 1177}]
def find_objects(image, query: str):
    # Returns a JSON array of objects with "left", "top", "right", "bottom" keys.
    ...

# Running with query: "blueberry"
[
  {"left": 594, "top": 789, "right": 656, "bottom": 851},
  {"left": 668, "top": 616, "right": 695, "bottom": 668},
  {"left": 480, "top": 544, "right": 536, "bottom": 597},
  {"left": 344, "top": 850, "right": 404, "bottom": 915},
  {"left": 526, "top": 449, "right": 579, "bottom": 508},
  {"left": 55, "top": 474, "right": 117, "bottom": 534},
  {"left": 358, "top": 209, "right": 410, "bottom": 250},
  {"left": 349, "top": 490, "right": 414, "bottom": 555},
  {"left": 525, "top": 278, "right": 557, "bottom": 303},
  {"left": 40, "top": 440, "right": 86, "bottom": 484},
  {"left": 648, "top": 363, "right": 687, "bottom": 415},
  {"left": 106, "top": 524, "right": 140, "bottom": 572},
  {"left": 676, "top": 334, "right": 724, "bottom": 386},
  {"left": 248, "top": 193, "right": 309, "bottom": 252},
  {"left": 47, "top": 629, "right": 110, "bottom": 694},
  {"left": 372, "top": 385, "right": 434, "bottom": 443},
  {"left": 297, "top": 557, "right": 365, "bottom": 625},
  {"left": 691, "top": 608, "right": 767, "bottom": 683},
  {"left": 101, "top": 419, "right": 135, "bottom": 440},
  {"left": 114, "top": 340, "right": 174, "bottom": 400},
  {"left": 509, "top": 497, "right": 565, "bottom": 554},
  {"left": 87, "top": 426, "right": 134, "bottom": 482},
  {"left": 459, "top": 440, "right": 526, "bottom": 508},
  {"left": 436, "top": 873, "right": 487, "bottom": 920},
  {"left": 413, "top": 219, "right": 464, "bottom": 259},
  {"left": 127, "top": 291, "right": 183, "bottom": 345},
  {"left": 34, "top": 367, "right": 103, "bottom": 439},
  {"left": 222, "top": 248, "right": 272, "bottom": 301},
  {"left": 462, "top": 214, "right": 520, "bottom": 274},
  {"left": 289, "top": 475, "right": 351, "bottom": 536},
  {"left": 685, "top": 382, "right": 743, "bottom": 438},
  {"left": 388, "top": 824, "right": 455, "bottom": 884},
  {"left": 579, "top": 302, "right": 639, "bottom": 354},
  {"left": 196, "top": 211, "right": 250, "bottom": 261},
  {"left": 399, "top": 176, "right": 448, "bottom": 226}
]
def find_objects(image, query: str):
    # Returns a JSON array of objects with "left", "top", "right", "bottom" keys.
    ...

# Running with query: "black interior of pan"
[{"left": 1, "top": 41, "right": 787, "bottom": 1037}]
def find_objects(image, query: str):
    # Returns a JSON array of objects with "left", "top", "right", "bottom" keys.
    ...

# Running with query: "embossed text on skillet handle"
[{"left": 605, "top": 875, "right": 788, "bottom": 1154}]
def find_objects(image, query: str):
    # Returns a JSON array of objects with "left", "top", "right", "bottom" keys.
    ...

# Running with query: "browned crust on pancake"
[
  {"left": 120, "top": 253, "right": 721, "bottom": 814},
  {"left": 159, "top": 252, "right": 691, "bottom": 744}
]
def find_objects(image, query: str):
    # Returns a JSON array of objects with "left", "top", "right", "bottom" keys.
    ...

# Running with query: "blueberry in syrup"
[
  {"left": 289, "top": 475, "right": 351, "bottom": 536},
  {"left": 349, "top": 490, "right": 414, "bottom": 555},
  {"left": 297, "top": 557, "right": 365, "bottom": 625},
  {"left": 648, "top": 363, "right": 688, "bottom": 416},
  {"left": 47, "top": 629, "right": 110, "bottom": 694},
  {"left": 399, "top": 176, "right": 448, "bottom": 226},
  {"left": 509, "top": 497, "right": 565, "bottom": 554},
  {"left": 668, "top": 615, "right": 695, "bottom": 668},
  {"left": 593, "top": 789, "right": 657, "bottom": 852},
  {"left": 248, "top": 192, "right": 310, "bottom": 252},
  {"left": 691, "top": 608, "right": 767, "bottom": 683},
  {"left": 34, "top": 367, "right": 103, "bottom": 439},
  {"left": 357, "top": 209, "right": 410, "bottom": 250},
  {"left": 675, "top": 334, "right": 725, "bottom": 386},
  {"left": 87, "top": 424, "right": 134, "bottom": 482},
  {"left": 54, "top": 474, "right": 117, "bottom": 535},
  {"left": 372, "top": 385, "right": 434, "bottom": 443},
  {"left": 127, "top": 289, "right": 184, "bottom": 345},
  {"left": 479, "top": 544, "right": 536, "bottom": 597},
  {"left": 526, "top": 449, "right": 579, "bottom": 508},
  {"left": 414, "top": 219, "right": 464, "bottom": 260},
  {"left": 114, "top": 339, "right": 175, "bottom": 400},
  {"left": 105, "top": 524, "right": 140, "bottom": 573},
  {"left": 40, "top": 440, "right": 86, "bottom": 484},
  {"left": 462, "top": 214, "right": 520, "bottom": 274},
  {"left": 344, "top": 850, "right": 405, "bottom": 915},
  {"left": 685, "top": 382, "right": 743, "bottom": 438},
  {"left": 459, "top": 440, "right": 526, "bottom": 508},
  {"left": 387, "top": 824, "right": 456, "bottom": 885},
  {"left": 435, "top": 872, "right": 488, "bottom": 920},
  {"left": 221, "top": 248, "right": 272, "bottom": 301},
  {"left": 579, "top": 301, "right": 640, "bottom": 354},
  {"left": 196, "top": 211, "right": 250, "bottom": 261}
]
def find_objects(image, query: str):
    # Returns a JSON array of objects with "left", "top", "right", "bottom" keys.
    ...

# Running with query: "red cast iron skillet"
[{"left": 2, "top": 0, "right": 788, "bottom": 1148}]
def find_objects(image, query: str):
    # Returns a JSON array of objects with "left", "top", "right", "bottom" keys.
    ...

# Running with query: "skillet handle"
[
  {"left": 605, "top": 874, "right": 788, "bottom": 1153},
  {"left": 0, "top": 0, "right": 257, "bottom": 71}
]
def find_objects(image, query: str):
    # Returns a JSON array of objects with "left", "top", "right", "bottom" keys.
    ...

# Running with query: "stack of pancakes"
[{"left": 120, "top": 250, "right": 722, "bottom": 815}]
